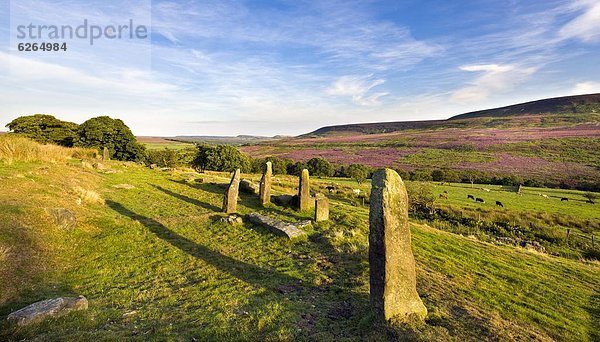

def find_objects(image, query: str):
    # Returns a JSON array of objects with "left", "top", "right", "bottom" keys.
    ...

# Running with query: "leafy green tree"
[
  {"left": 346, "top": 163, "right": 370, "bottom": 184},
  {"left": 287, "top": 161, "right": 308, "bottom": 176},
  {"left": 75, "top": 116, "right": 146, "bottom": 162},
  {"left": 251, "top": 156, "right": 292, "bottom": 175},
  {"left": 307, "top": 157, "right": 334, "bottom": 177},
  {"left": 6, "top": 114, "right": 78, "bottom": 146},
  {"left": 192, "top": 144, "right": 251, "bottom": 172}
]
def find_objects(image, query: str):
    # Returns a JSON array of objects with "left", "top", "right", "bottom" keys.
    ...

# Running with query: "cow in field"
[
  {"left": 325, "top": 185, "right": 336, "bottom": 193},
  {"left": 476, "top": 198, "right": 485, "bottom": 203},
  {"left": 439, "top": 193, "right": 448, "bottom": 199},
  {"left": 561, "top": 197, "right": 568, "bottom": 201},
  {"left": 467, "top": 194, "right": 475, "bottom": 200},
  {"left": 587, "top": 200, "right": 596, "bottom": 204},
  {"left": 541, "top": 194, "right": 548, "bottom": 198},
  {"left": 496, "top": 201, "right": 504, "bottom": 207}
]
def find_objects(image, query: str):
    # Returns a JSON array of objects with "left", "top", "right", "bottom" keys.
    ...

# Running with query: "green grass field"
[{"left": 1, "top": 157, "right": 599, "bottom": 341}]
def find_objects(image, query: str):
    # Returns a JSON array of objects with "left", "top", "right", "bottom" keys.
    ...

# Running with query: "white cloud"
[
  {"left": 571, "top": 81, "right": 600, "bottom": 94},
  {"left": 559, "top": 0, "right": 600, "bottom": 42},
  {"left": 451, "top": 64, "right": 537, "bottom": 103},
  {"left": 326, "top": 75, "right": 389, "bottom": 106}
]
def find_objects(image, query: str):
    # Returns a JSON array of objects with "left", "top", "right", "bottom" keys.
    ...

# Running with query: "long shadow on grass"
[
  {"left": 589, "top": 293, "right": 599, "bottom": 342},
  {"left": 106, "top": 200, "right": 302, "bottom": 291},
  {"left": 152, "top": 185, "right": 221, "bottom": 212}
]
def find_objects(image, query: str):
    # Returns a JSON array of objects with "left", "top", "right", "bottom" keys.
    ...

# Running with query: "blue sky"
[{"left": 1, "top": 0, "right": 599, "bottom": 136}]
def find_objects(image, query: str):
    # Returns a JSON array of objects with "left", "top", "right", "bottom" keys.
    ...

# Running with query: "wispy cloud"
[
  {"left": 559, "top": 0, "right": 600, "bottom": 42},
  {"left": 326, "top": 75, "right": 388, "bottom": 106},
  {"left": 451, "top": 64, "right": 537, "bottom": 103}
]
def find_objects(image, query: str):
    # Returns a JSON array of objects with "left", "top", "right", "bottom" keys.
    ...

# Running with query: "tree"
[
  {"left": 75, "top": 116, "right": 146, "bottom": 162},
  {"left": 192, "top": 144, "right": 251, "bottom": 172},
  {"left": 307, "top": 157, "right": 334, "bottom": 177},
  {"left": 251, "top": 156, "right": 292, "bottom": 175},
  {"left": 287, "top": 161, "right": 308, "bottom": 176},
  {"left": 346, "top": 163, "right": 370, "bottom": 184},
  {"left": 6, "top": 114, "right": 78, "bottom": 146}
]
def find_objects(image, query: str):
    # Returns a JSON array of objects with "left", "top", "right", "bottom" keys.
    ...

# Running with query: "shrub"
[
  {"left": 6, "top": 114, "right": 78, "bottom": 147},
  {"left": 192, "top": 144, "right": 251, "bottom": 172},
  {"left": 75, "top": 116, "right": 146, "bottom": 162},
  {"left": 346, "top": 163, "right": 370, "bottom": 184},
  {"left": 406, "top": 181, "right": 436, "bottom": 214},
  {"left": 307, "top": 157, "right": 334, "bottom": 177}
]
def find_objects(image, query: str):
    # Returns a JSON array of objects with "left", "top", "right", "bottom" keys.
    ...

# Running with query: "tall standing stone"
[
  {"left": 314, "top": 196, "right": 329, "bottom": 222},
  {"left": 298, "top": 168, "right": 311, "bottom": 211},
  {"left": 259, "top": 161, "right": 272, "bottom": 206},
  {"left": 223, "top": 169, "right": 241, "bottom": 214},
  {"left": 102, "top": 147, "right": 110, "bottom": 161},
  {"left": 369, "top": 168, "right": 427, "bottom": 322}
]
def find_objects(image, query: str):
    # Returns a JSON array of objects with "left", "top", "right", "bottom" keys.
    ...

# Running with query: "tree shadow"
[
  {"left": 106, "top": 200, "right": 302, "bottom": 291},
  {"left": 151, "top": 185, "right": 221, "bottom": 212}
]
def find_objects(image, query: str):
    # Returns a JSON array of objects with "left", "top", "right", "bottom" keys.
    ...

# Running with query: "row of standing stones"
[
  {"left": 221, "top": 163, "right": 426, "bottom": 323},
  {"left": 6, "top": 165, "right": 425, "bottom": 327}
]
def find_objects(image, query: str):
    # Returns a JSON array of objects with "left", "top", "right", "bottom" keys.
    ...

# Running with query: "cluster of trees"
[{"left": 6, "top": 114, "right": 146, "bottom": 162}]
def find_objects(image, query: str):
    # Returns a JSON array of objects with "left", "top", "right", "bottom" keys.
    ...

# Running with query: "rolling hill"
[
  {"left": 242, "top": 94, "right": 600, "bottom": 190},
  {"left": 305, "top": 93, "right": 600, "bottom": 136}
]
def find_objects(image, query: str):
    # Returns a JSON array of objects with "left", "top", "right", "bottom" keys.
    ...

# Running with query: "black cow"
[
  {"left": 561, "top": 197, "right": 569, "bottom": 201},
  {"left": 467, "top": 194, "right": 475, "bottom": 200},
  {"left": 587, "top": 200, "right": 596, "bottom": 204},
  {"left": 496, "top": 201, "right": 504, "bottom": 207},
  {"left": 476, "top": 198, "right": 485, "bottom": 203},
  {"left": 325, "top": 185, "right": 336, "bottom": 193}
]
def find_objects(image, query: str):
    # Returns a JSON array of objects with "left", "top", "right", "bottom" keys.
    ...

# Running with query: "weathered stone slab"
[
  {"left": 240, "top": 179, "right": 259, "bottom": 194},
  {"left": 46, "top": 208, "right": 77, "bottom": 230},
  {"left": 369, "top": 168, "right": 427, "bottom": 323},
  {"left": 245, "top": 213, "right": 307, "bottom": 240},
  {"left": 259, "top": 161, "right": 272, "bottom": 206},
  {"left": 315, "top": 196, "right": 329, "bottom": 222},
  {"left": 272, "top": 194, "right": 294, "bottom": 207},
  {"left": 298, "top": 169, "right": 311, "bottom": 211},
  {"left": 222, "top": 169, "right": 241, "bottom": 214},
  {"left": 7, "top": 296, "right": 88, "bottom": 326}
]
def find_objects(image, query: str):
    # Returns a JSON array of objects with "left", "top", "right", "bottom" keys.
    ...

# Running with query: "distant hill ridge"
[{"left": 306, "top": 93, "right": 600, "bottom": 136}]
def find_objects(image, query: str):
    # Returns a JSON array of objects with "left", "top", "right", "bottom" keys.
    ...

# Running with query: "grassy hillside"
[{"left": 1, "top": 137, "right": 598, "bottom": 341}]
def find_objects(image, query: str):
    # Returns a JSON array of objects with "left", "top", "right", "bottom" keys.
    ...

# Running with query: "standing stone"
[
  {"left": 222, "top": 169, "right": 241, "bottom": 214},
  {"left": 314, "top": 196, "right": 329, "bottom": 222},
  {"left": 102, "top": 147, "right": 110, "bottom": 161},
  {"left": 259, "top": 161, "right": 273, "bottom": 206},
  {"left": 369, "top": 168, "right": 427, "bottom": 322},
  {"left": 7, "top": 296, "right": 88, "bottom": 326},
  {"left": 298, "top": 169, "right": 311, "bottom": 211}
]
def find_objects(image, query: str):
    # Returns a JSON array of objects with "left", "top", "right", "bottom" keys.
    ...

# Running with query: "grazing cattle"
[
  {"left": 476, "top": 198, "right": 485, "bottom": 203},
  {"left": 467, "top": 194, "right": 475, "bottom": 200},
  {"left": 541, "top": 194, "right": 548, "bottom": 198},
  {"left": 482, "top": 188, "right": 491, "bottom": 192},
  {"left": 496, "top": 201, "right": 504, "bottom": 207},
  {"left": 439, "top": 193, "right": 448, "bottom": 199},
  {"left": 561, "top": 197, "right": 569, "bottom": 201},
  {"left": 325, "top": 185, "right": 336, "bottom": 193},
  {"left": 587, "top": 200, "right": 596, "bottom": 204},
  {"left": 352, "top": 189, "right": 361, "bottom": 196},
  {"left": 443, "top": 190, "right": 448, "bottom": 194}
]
